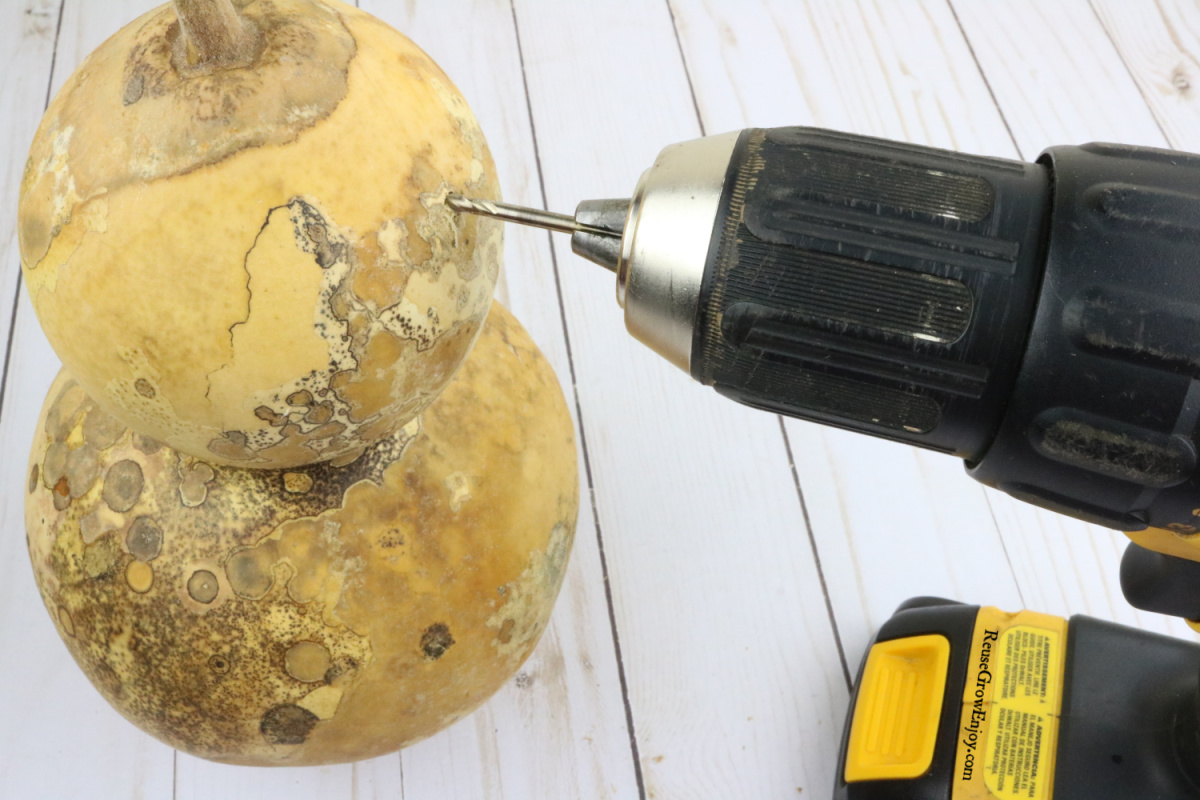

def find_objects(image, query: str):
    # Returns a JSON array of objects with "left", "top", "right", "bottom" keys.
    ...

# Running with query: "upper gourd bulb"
[{"left": 18, "top": 0, "right": 502, "bottom": 469}]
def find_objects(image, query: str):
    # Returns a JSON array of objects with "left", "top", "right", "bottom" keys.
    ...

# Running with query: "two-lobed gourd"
[{"left": 17, "top": 0, "right": 577, "bottom": 765}]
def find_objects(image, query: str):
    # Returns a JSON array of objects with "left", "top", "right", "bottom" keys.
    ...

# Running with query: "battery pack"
[{"left": 834, "top": 598, "right": 1200, "bottom": 799}]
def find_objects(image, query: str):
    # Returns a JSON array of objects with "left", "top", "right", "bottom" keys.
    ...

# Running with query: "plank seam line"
[
  {"left": 506, "top": 3, "right": 647, "bottom": 797},
  {"left": 1086, "top": 0, "right": 1173, "bottom": 147},
  {"left": 0, "top": 0, "right": 67, "bottom": 427},
  {"left": 945, "top": 0, "right": 1024, "bottom": 158},
  {"left": 43, "top": 0, "right": 66, "bottom": 109},
  {"left": 982, "top": 491, "right": 1025, "bottom": 608},
  {"left": 664, "top": 0, "right": 706, "bottom": 137},
  {"left": 0, "top": 278, "right": 24, "bottom": 427},
  {"left": 665, "top": 0, "right": 855, "bottom": 692},
  {"left": 778, "top": 418, "right": 853, "bottom": 689}
]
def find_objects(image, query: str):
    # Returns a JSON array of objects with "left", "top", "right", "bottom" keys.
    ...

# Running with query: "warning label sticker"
[
  {"left": 986, "top": 705, "right": 1049, "bottom": 797},
  {"left": 954, "top": 610, "right": 1066, "bottom": 800},
  {"left": 997, "top": 627, "right": 1054, "bottom": 704},
  {"left": 985, "top": 627, "right": 1058, "bottom": 799}
]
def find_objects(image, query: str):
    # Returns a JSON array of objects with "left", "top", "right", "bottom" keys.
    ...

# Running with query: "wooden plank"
[
  {"left": 669, "top": 0, "right": 1027, "bottom": 669},
  {"left": 512, "top": 1, "right": 850, "bottom": 797},
  {"left": 0, "top": 3, "right": 179, "bottom": 798},
  {"left": 0, "top": 0, "right": 59, "bottom": 311},
  {"left": 950, "top": 0, "right": 1198, "bottom": 639},
  {"left": 175, "top": 753, "right": 403, "bottom": 800},
  {"left": 1090, "top": 0, "right": 1200, "bottom": 152},
  {"left": 951, "top": 0, "right": 1165, "bottom": 150},
  {"left": 356, "top": 3, "right": 642, "bottom": 798},
  {"left": 673, "top": 0, "right": 1015, "bottom": 155}
]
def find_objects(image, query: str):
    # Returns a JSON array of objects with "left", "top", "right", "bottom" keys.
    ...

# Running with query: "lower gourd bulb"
[{"left": 25, "top": 303, "right": 578, "bottom": 766}]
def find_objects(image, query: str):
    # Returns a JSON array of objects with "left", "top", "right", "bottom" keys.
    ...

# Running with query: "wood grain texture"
[
  {"left": 512, "top": 1, "right": 848, "bottom": 796},
  {"left": 951, "top": 0, "right": 1163, "bottom": 150},
  {"left": 1090, "top": 0, "right": 1200, "bottom": 152}
]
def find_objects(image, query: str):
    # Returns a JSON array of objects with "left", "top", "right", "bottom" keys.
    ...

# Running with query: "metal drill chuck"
[
  {"left": 602, "top": 130, "right": 740, "bottom": 372},
  {"left": 451, "top": 131, "right": 737, "bottom": 372}
]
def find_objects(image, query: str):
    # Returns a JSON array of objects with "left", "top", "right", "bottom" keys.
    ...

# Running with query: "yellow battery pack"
[{"left": 834, "top": 598, "right": 1200, "bottom": 800}]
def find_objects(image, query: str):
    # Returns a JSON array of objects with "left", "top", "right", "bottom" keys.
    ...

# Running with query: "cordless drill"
[{"left": 449, "top": 126, "right": 1200, "bottom": 623}]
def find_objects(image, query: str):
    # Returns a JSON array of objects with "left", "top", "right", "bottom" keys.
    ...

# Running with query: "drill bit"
[{"left": 446, "top": 194, "right": 620, "bottom": 239}]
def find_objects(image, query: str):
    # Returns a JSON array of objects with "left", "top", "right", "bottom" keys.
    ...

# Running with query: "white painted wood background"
[{"left": 3, "top": 1, "right": 1200, "bottom": 798}]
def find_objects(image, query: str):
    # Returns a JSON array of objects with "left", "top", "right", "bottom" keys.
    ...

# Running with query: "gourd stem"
[{"left": 173, "top": 0, "right": 256, "bottom": 65}]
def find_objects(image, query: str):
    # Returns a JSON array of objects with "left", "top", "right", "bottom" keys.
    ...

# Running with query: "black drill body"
[{"left": 696, "top": 128, "right": 1200, "bottom": 537}]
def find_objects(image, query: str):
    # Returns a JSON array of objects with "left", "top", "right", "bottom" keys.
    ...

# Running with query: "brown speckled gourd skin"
[
  {"left": 18, "top": 0, "right": 502, "bottom": 469},
  {"left": 25, "top": 303, "right": 578, "bottom": 766}
]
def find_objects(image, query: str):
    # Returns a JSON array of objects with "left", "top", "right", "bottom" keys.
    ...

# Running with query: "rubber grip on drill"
[
  {"left": 691, "top": 127, "right": 1050, "bottom": 460},
  {"left": 969, "top": 143, "right": 1200, "bottom": 532}
]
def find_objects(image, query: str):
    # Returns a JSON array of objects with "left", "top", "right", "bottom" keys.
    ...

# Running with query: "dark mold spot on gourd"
[
  {"left": 498, "top": 618, "right": 515, "bottom": 645},
  {"left": 52, "top": 476, "right": 71, "bottom": 510},
  {"left": 187, "top": 569, "right": 220, "bottom": 604},
  {"left": 133, "top": 433, "right": 163, "bottom": 455},
  {"left": 126, "top": 516, "right": 163, "bottom": 561},
  {"left": 123, "top": 72, "right": 145, "bottom": 105},
  {"left": 103, "top": 459, "right": 144, "bottom": 512},
  {"left": 225, "top": 548, "right": 274, "bottom": 599},
  {"left": 420, "top": 623, "right": 454, "bottom": 660},
  {"left": 28, "top": 464, "right": 39, "bottom": 494},
  {"left": 323, "top": 656, "right": 359, "bottom": 685},
  {"left": 134, "top": 378, "right": 156, "bottom": 398},
  {"left": 65, "top": 444, "right": 101, "bottom": 498},
  {"left": 178, "top": 461, "right": 216, "bottom": 507},
  {"left": 260, "top": 703, "right": 319, "bottom": 746},
  {"left": 209, "top": 654, "right": 232, "bottom": 674}
]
